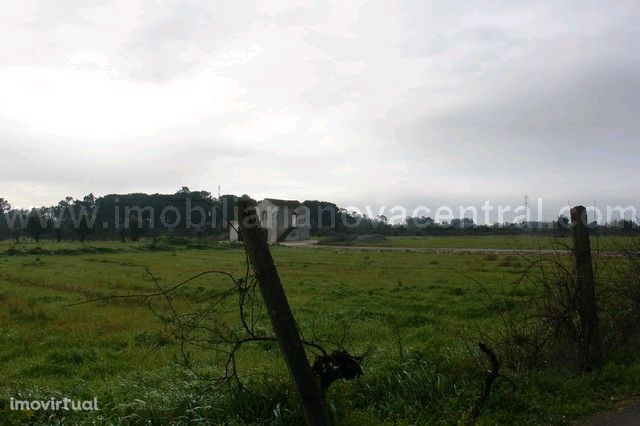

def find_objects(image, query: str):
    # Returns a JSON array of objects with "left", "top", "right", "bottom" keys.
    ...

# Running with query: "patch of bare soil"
[{"left": 580, "top": 397, "right": 640, "bottom": 425}]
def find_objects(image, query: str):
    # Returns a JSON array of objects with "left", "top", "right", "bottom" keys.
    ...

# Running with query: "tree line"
[{"left": 0, "top": 191, "right": 637, "bottom": 243}]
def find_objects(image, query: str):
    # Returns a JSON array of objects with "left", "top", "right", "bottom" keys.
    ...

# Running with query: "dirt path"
[
  {"left": 580, "top": 398, "right": 640, "bottom": 425},
  {"left": 280, "top": 241, "right": 570, "bottom": 256},
  {"left": 280, "top": 241, "right": 630, "bottom": 257}
]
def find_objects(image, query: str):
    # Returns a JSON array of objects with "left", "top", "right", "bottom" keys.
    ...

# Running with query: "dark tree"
[
  {"left": 118, "top": 226, "right": 128, "bottom": 242},
  {"left": 26, "top": 208, "right": 48, "bottom": 243},
  {"left": 50, "top": 202, "right": 69, "bottom": 243},
  {"left": 556, "top": 215, "right": 570, "bottom": 237},
  {"left": 71, "top": 194, "right": 97, "bottom": 242},
  {"left": 76, "top": 216, "right": 92, "bottom": 242},
  {"left": 238, "top": 193, "right": 257, "bottom": 205},
  {"left": 128, "top": 211, "right": 146, "bottom": 242},
  {"left": 8, "top": 209, "right": 27, "bottom": 243},
  {"left": 0, "top": 198, "right": 10, "bottom": 213}
]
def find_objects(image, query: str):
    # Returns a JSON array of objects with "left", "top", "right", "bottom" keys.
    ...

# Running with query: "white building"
[{"left": 230, "top": 198, "right": 311, "bottom": 244}]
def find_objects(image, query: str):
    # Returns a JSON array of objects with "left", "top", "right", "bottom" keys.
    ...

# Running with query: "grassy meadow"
[
  {"left": 0, "top": 237, "right": 639, "bottom": 424},
  {"left": 329, "top": 234, "right": 626, "bottom": 251}
]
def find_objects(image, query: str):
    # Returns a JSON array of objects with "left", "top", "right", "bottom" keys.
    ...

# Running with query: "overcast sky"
[{"left": 1, "top": 0, "right": 638, "bottom": 219}]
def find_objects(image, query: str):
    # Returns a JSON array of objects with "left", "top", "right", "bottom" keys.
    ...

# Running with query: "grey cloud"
[
  {"left": 0, "top": 127, "right": 253, "bottom": 190},
  {"left": 400, "top": 55, "right": 640, "bottom": 162},
  {"left": 115, "top": 2, "right": 227, "bottom": 81},
  {"left": 2, "top": 0, "right": 640, "bottom": 213},
  {"left": 24, "top": 0, "right": 104, "bottom": 31}
]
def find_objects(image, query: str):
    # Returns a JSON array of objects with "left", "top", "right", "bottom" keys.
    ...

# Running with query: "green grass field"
[
  {"left": 0, "top": 238, "right": 639, "bottom": 424},
  {"left": 337, "top": 234, "right": 627, "bottom": 250}
]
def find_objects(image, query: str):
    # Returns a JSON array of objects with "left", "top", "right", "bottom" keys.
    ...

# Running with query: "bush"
[
  {"left": 479, "top": 240, "right": 640, "bottom": 374},
  {"left": 143, "top": 235, "right": 226, "bottom": 251},
  {"left": 317, "top": 234, "right": 387, "bottom": 245},
  {"left": 598, "top": 239, "right": 640, "bottom": 347},
  {"left": 317, "top": 234, "right": 358, "bottom": 245},
  {"left": 355, "top": 234, "right": 387, "bottom": 243}
]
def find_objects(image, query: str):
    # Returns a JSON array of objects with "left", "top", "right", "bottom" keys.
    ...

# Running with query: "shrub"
[{"left": 317, "top": 234, "right": 358, "bottom": 245}]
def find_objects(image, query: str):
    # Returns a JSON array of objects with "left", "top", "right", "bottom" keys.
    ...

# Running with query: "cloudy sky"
[{"left": 1, "top": 0, "right": 638, "bottom": 219}]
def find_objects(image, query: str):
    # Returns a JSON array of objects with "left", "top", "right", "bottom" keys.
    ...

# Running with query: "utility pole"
[{"left": 523, "top": 195, "right": 529, "bottom": 228}]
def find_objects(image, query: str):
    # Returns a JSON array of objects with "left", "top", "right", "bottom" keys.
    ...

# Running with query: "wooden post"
[
  {"left": 570, "top": 205, "right": 602, "bottom": 371},
  {"left": 237, "top": 202, "right": 331, "bottom": 426}
]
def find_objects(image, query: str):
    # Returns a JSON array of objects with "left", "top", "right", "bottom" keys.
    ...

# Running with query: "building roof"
[{"left": 262, "top": 198, "right": 303, "bottom": 209}]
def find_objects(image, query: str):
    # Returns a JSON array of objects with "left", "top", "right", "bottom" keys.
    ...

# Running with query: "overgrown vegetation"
[
  {"left": 0, "top": 236, "right": 232, "bottom": 257},
  {"left": 1, "top": 238, "right": 640, "bottom": 423}
]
